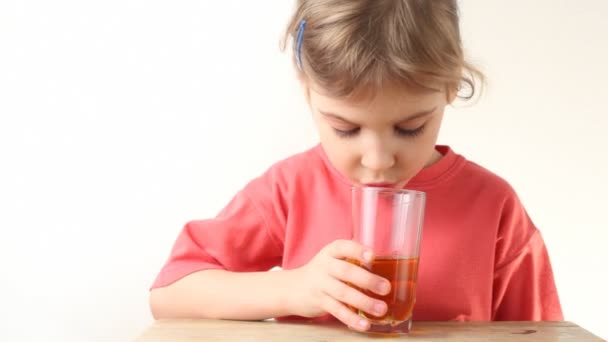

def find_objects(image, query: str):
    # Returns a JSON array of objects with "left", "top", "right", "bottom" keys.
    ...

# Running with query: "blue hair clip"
[{"left": 296, "top": 19, "right": 307, "bottom": 70}]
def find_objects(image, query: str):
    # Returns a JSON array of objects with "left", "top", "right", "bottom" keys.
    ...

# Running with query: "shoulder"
[
  {"left": 431, "top": 146, "right": 518, "bottom": 205},
  {"left": 445, "top": 149, "right": 533, "bottom": 230},
  {"left": 413, "top": 146, "right": 515, "bottom": 202},
  {"left": 451, "top": 151, "right": 542, "bottom": 260},
  {"left": 256, "top": 144, "right": 325, "bottom": 185},
  {"left": 271, "top": 144, "right": 324, "bottom": 171},
  {"left": 459, "top": 159, "right": 516, "bottom": 198},
  {"left": 241, "top": 144, "right": 327, "bottom": 202},
  {"left": 458, "top": 152, "right": 539, "bottom": 230}
]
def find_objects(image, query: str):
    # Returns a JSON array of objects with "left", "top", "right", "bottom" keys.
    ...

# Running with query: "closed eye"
[
  {"left": 333, "top": 127, "right": 360, "bottom": 138},
  {"left": 333, "top": 125, "right": 426, "bottom": 139},
  {"left": 395, "top": 124, "right": 426, "bottom": 138}
]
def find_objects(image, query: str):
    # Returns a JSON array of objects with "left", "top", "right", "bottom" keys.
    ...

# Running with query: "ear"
[
  {"left": 447, "top": 87, "right": 458, "bottom": 104},
  {"left": 446, "top": 68, "right": 464, "bottom": 104}
]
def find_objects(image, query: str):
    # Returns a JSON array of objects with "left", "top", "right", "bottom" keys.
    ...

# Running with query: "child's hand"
[{"left": 288, "top": 239, "right": 391, "bottom": 331}]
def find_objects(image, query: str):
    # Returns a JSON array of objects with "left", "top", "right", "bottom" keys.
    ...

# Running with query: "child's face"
[{"left": 307, "top": 83, "right": 453, "bottom": 188}]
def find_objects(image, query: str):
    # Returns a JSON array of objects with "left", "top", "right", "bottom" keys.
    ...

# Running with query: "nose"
[{"left": 360, "top": 143, "right": 396, "bottom": 172}]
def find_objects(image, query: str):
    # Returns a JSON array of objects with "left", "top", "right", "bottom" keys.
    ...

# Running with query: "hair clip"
[{"left": 296, "top": 19, "right": 307, "bottom": 70}]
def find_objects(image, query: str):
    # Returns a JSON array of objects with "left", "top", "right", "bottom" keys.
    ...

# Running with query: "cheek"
[
  {"left": 395, "top": 149, "right": 420, "bottom": 168},
  {"left": 427, "top": 113, "right": 445, "bottom": 139},
  {"left": 396, "top": 124, "right": 443, "bottom": 170}
]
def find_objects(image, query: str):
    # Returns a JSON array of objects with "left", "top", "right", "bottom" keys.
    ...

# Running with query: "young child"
[{"left": 149, "top": 0, "right": 563, "bottom": 332}]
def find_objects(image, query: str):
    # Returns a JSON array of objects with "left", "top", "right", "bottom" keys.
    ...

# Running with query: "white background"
[{"left": 1, "top": 1, "right": 606, "bottom": 341}]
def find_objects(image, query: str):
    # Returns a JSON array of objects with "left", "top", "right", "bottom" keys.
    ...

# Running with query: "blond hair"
[{"left": 281, "top": 0, "right": 484, "bottom": 100}]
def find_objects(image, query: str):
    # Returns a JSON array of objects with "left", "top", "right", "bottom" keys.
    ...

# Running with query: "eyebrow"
[{"left": 319, "top": 107, "right": 437, "bottom": 125}]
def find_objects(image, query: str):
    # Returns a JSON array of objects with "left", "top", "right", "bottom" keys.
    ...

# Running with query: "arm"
[
  {"left": 150, "top": 166, "right": 389, "bottom": 329},
  {"left": 492, "top": 230, "right": 563, "bottom": 321},
  {"left": 150, "top": 240, "right": 391, "bottom": 332},
  {"left": 149, "top": 172, "right": 293, "bottom": 320},
  {"left": 150, "top": 269, "right": 296, "bottom": 320},
  {"left": 492, "top": 192, "right": 563, "bottom": 320}
]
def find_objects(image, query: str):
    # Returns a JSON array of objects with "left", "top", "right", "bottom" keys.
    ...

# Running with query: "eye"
[
  {"left": 333, "top": 127, "right": 360, "bottom": 138},
  {"left": 395, "top": 124, "right": 426, "bottom": 138}
]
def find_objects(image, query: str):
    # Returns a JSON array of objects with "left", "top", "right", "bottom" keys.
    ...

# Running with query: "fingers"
[
  {"left": 327, "top": 257, "right": 391, "bottom": 296},
  {"left": 320, "top": 293, "right": 371, "bottom": 332},
  {"left": 323, "top": 276, "right": 387, "bottom": 319},
  {"left": 315, "top": 239, "right": 392, "bottom": 331},
  {"left": 325, "top": 239, "right": 372, "bottom": 263}
]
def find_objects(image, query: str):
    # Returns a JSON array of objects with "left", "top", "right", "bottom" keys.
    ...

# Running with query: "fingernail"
[
  {"left": 377, "top": 281, "right": 390, "bottom": 294},
  {"left": 358, "top": 319, "right": 369, "bottom": 329},
  {"left": 374, "top": 302, "right": 386, "bottom": 315},
  {"left": 362, "top": 250, "right": 373, "bottom": 262}
]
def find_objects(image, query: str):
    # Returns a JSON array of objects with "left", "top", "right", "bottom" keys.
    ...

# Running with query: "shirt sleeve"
[
  {"left": 491, "top": 192, "right": 563, "bottom": 320},
  {"left": 150, "top": 179, "right": 284, "bottom": 289}
]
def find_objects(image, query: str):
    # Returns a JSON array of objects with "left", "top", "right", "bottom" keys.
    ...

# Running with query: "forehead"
[{"left": 309, "top": 83, "right": 445, "bottom": 119}]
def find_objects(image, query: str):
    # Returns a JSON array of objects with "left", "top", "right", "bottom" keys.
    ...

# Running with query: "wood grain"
[{"left": 135, "top": 319, "right": 605, "bottom": 341}]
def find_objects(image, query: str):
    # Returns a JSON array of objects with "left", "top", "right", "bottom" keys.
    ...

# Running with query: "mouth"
[{"left": 361, "top": 182, "right": 398, "bottom": 188}]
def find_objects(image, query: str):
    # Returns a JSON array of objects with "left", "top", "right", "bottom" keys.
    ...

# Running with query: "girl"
[{"left": 149, "top": 0, "right": 563, "bottom": 332}]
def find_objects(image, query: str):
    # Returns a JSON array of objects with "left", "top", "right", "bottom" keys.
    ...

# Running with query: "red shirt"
[{"left": 152, "top": 145, "right": 563, "bottom": 321}]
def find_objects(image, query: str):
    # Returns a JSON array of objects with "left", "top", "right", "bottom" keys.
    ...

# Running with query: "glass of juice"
[{"left": 350, "top": 186, "right": 426, "bottom": 335}]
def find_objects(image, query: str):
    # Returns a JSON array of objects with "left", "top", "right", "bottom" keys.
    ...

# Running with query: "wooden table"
[{"left": 135, "top": 319, "right": 604, "bottom": 341}]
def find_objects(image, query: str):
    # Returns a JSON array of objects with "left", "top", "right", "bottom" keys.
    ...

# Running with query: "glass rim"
[{"left": 351, "top": 186, "right": 426, "bottom": 197}]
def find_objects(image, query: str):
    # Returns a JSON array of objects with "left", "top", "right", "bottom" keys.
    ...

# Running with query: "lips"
[{"left": 362, "top": 182, "right": 397, "bottom": 188}]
